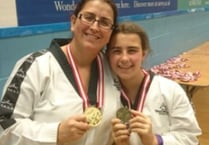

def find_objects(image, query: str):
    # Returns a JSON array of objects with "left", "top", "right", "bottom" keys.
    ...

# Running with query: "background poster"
[{"left": 15, "top": 0, "right": 177, "bottom": 26}]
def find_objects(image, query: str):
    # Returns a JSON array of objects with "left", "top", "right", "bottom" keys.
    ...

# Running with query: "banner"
[{"left": 15, "top": 0, "right": 177, "bottom": 26}]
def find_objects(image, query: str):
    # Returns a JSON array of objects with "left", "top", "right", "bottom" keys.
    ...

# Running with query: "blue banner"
[{"left": 16, "top": 0, "right": 177, "bottom": 26}]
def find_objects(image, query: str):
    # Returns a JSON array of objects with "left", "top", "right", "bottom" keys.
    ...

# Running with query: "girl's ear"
[{"left": 142, "top": 50, "right": 148, "bottom": 61}]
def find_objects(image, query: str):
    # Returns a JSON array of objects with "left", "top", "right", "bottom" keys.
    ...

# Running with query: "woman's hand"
[
  {"left": 129, "top": 109, "right": 157, "bottom": 145},
  {"left": 112, "top": 118, "right": 130, "bottom": 145},
  {"left": 57, "top": 114, "right": 90, "bottom": 145}
]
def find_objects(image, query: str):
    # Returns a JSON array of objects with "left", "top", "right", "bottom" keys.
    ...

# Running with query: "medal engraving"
[
  {"left": 116, "top": 107, "right": 131, "bottom": 123},
  {"left": 84, "top": 106, "right": 102, "bottom": 127}
]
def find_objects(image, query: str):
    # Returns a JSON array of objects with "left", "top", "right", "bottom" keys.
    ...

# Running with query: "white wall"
[{"left": 0, "top": 0, "right": 18, "bottom": 27}]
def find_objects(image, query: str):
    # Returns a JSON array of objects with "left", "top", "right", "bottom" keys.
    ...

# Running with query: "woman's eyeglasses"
[{"left": 78, "top": 12, "right": 114, "bottom": 30}]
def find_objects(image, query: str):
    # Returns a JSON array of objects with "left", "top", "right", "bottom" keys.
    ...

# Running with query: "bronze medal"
[
  {"left": 84, "top": 106, "right": 102, "bottom": 127},
  {"left": 116, "top": 107, "right": 131, "bottom": 123}
]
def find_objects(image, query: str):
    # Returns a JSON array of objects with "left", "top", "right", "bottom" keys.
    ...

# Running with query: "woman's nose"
[{"left": 89, "top": 20, "right": 100, "bottom": 30}]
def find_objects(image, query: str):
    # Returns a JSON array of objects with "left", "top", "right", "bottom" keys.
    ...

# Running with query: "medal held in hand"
[
  {"left": 116, "top": 106, "right": 131, "bottom": 123},
  {"left": 84, "top": 106, "right": 102, "bottom": 127}
]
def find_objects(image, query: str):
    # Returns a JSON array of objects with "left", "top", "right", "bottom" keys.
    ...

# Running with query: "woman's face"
[
  {"left": 107, "top": 33, "right": 147, "bottom": 81},
  {"left": 71, "top": 0, "right": 114, "bottom": 52}
]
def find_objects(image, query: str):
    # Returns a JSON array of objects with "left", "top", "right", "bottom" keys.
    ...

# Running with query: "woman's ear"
[{"left": 70, "top": 15, "right": 77, "bottom": 32}]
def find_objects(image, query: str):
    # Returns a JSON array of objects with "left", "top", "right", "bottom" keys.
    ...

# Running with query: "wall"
[
  {"left": 1, "top": 11, "right": 209, "bottom": 95},
  {"left": 0, "top": 0, "right": 17, "bottom": 27},
  {"left": 139, "top": 11, "right": 209, "bottom": 68}
]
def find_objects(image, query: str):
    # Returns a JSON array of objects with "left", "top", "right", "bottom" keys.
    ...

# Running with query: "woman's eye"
[{"left": 85, "top": 15, "right": 94, "bottom": 21}]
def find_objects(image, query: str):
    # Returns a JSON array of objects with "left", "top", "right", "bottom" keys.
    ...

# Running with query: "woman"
[
  {"left": 0, "top": 0, "right": 121, "bottom": 145},
  {"left": 106, "top": 22, "right": 201, "bottom": 145}
]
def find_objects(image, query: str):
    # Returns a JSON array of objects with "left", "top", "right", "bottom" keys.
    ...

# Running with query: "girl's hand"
[
  {"left": 129, "top": 109, "right": 157, "bottom": 145},
  {"left": 111, "top": 118, "right": 130, "bottom": 145}
]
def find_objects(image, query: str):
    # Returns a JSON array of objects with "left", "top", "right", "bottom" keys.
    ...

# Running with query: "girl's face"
[
  {"left": 71, "top": 0, "right": 114, "bottom": 52},
  {"left": 108, "top": 33, "right": 147, "bottom": 81}
]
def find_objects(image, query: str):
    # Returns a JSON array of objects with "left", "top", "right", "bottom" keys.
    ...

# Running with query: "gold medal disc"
[
  {"left": 84, "top": 106, "right": 102, "bottom": 127},
  {"left": 116, "top": 107, "right": 131, "bottom": 123}
]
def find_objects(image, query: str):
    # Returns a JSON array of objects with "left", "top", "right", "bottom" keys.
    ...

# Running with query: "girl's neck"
[{"left": 121, "top": 70, "right": 145, "bottom": 103}]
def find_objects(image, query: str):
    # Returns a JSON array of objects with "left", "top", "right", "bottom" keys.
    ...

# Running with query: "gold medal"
[
  {"left": 84, "top": 106, "right": 102, "bottom": 127},
  {"left": 116, "top": 107, "right": 131, "bottom": 123}
]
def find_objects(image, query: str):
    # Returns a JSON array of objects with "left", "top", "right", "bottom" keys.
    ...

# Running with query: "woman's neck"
[{"left": 70, "top": 41, "right": 100, "bottom": 67}]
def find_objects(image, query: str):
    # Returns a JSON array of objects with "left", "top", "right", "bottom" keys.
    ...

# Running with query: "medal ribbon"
[
  {"left": 121, "top": 69, "right": 150, "bottom": 112},
  {"left": 67, "top": 44, "right": 104, "bottom": 110}
]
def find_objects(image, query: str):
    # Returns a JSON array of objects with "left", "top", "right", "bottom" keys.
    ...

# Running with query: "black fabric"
[{"left": 88, "top": 60, "right": 98, "bottom": 106}]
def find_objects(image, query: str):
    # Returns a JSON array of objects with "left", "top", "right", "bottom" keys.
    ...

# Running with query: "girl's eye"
[
  {"left": 111, "top": 48, "right": 121, "bottom": 54},
  {"left": 128, "top": 49, "right": 137, "bottom": 53}
]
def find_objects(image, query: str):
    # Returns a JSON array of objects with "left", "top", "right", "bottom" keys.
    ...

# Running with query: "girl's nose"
[{"left": 120, "top": 52, "right": 129, "bottom": 62}]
